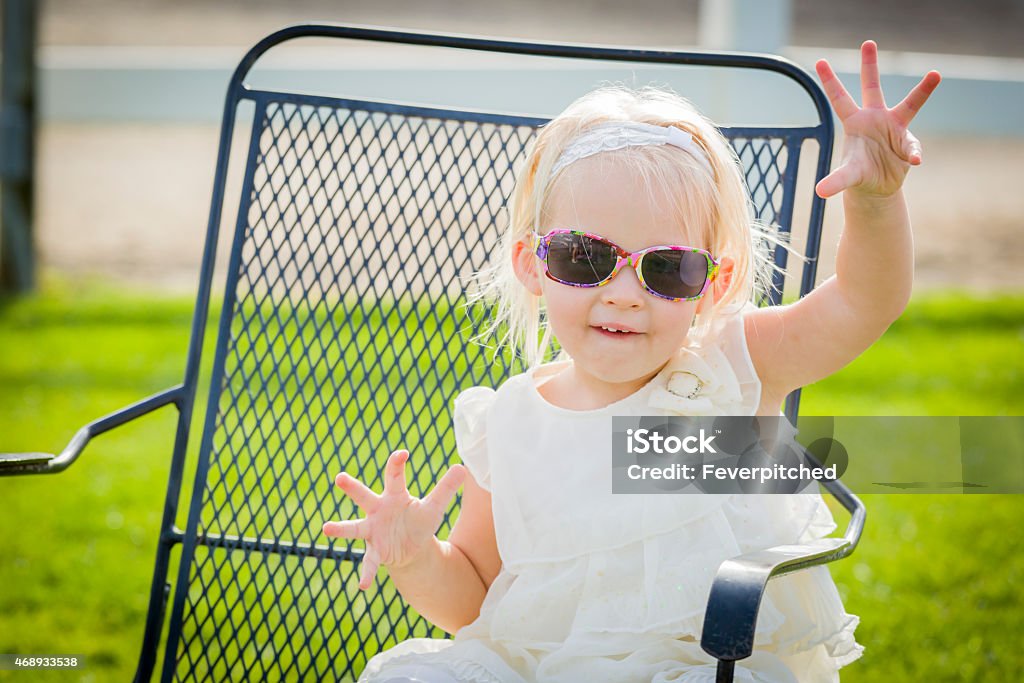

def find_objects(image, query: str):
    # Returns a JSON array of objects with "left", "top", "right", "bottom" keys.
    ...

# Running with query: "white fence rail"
[{"left": 29, "top": 44, "right": 1024, "bottom": 137}]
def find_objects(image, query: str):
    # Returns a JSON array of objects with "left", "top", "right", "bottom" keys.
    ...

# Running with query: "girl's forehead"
[{"left": 544, "top": 158, "right": 707, "bottom": 247}]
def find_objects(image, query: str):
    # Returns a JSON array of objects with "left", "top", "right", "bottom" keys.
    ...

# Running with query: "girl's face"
[{"left": 515, "top": 158, "right": 715, "bottom": 394}]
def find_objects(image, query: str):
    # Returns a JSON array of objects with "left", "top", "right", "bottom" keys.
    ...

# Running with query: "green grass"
[{"left": 1, "top": 277, "right": 1022, "bottom": 681}]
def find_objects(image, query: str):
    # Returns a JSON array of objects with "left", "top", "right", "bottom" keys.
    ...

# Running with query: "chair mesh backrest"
[{"left": 164, "top": 95, "right": 800, "bottom": 681}]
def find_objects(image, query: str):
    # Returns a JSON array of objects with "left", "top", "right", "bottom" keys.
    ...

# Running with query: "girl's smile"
[{"left": 591, "top": 323, "right": 644, "bottom": 337}]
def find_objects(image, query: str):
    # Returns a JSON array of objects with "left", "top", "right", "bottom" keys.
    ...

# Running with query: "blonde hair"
[{"left": 468, "top": 84, "right": 793, "bottom": 367}]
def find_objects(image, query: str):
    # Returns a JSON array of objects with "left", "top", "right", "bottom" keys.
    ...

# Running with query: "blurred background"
[
  {"left": 4, "top": 0, "right": 1023, "bottom": 292},
  {"left": 2, "top": 1, "right": 1023, "bottom": 681}
]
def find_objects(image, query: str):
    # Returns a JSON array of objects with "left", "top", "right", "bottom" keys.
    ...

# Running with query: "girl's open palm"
[
  {"left": 815, "top": 41, "right": 941, "bottom": 198},
  {"left": 322, "top": 450, "right": 466, "bottom": 590}
]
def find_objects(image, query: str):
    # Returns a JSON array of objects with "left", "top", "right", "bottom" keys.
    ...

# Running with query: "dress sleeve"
[
  {"left": 719, "top": 301, "right": 763, "bottom": 413},
  {"left": 452, "top": 386, "right": 497, "bottom": 492}
]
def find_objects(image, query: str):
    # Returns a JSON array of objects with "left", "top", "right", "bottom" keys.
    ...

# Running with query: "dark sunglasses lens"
[
  {"left": 641, "top": 250, "right": 709, "bottom": 299},
  {"left": 546, "top": 233, "right": 618, "bottom": 285}
]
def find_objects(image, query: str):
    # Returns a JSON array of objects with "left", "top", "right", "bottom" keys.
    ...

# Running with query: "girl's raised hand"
[
  {"left": 322, "top": 449, "right": 467, "bottom": 591},
  {"left": 814, "top": 40, "right": 941, "bottom": 199}
]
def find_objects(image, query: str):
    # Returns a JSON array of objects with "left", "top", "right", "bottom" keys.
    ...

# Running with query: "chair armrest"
[
  {"left": 0, "top": 384, "right": 184, "bottom": 476},
  {"left": 701, "top": 475, "right": 866, "bottom": 663},
  {"left": 700, "top": 537, "right": 850, "bottom": 662}
]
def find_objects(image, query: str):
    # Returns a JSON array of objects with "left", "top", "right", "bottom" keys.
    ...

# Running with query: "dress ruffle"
[
  {"left": 357, "top": 637, "right": 529, "bottom": 683},
  {"left": 458, "top": 494, "right": 850, "bottom": 653}
]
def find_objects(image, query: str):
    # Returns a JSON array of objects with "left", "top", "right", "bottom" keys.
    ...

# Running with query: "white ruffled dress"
[{"left": 358, "top": 305, "right": 863, "bottom": 683}]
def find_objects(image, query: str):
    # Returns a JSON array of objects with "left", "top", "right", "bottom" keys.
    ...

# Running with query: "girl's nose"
[{"left": 600, "top": 265, "right": 645, "bottom": 308}]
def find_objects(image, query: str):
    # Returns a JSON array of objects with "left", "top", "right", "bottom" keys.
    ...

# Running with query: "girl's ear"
[
  {"left": 512, "top": 237, "right": 544, "bottom": 296},
  {"left": 711, "top": 256, "right": 734, "bottom": 304}
]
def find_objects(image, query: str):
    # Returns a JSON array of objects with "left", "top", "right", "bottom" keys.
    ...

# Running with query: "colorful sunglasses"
[{"left": 532, "top": 229, "right": 719, "bottom": 302}]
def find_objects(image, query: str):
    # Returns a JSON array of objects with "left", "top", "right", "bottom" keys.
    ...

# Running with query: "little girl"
[{"left": 324, "top": 41, "right": 940, "bottom": 683}]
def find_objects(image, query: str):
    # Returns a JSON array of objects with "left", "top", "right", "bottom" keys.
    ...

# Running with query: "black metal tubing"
[
  {"left": 0, "top": 385, "right": 184, "bottom": 475},
  {"left": 195, "top": 532, "right": 359, "bottom": 563},
  {"left": 248, "top": 87, "right": 551, "bottom": 129},
  {"left": 230, "top": 23, "right": 833, "bottom": 116},
  {"left": 700, "top": 453, "right": 867, "bottom": 670},
  {"left": 74, "top": 23, "right": 838, "bottom": 682},
  {"left": 702, "top": 537, "right": 856, "bottom": 661},
  {"left": 131, "top": 28, "right": 252, "bottom": 683},
  {"left": 0, "top": 385, "right": 188, "bottom": 683},
  {"left": 158, "top": 92, "right": 270, "bottom": 683}
]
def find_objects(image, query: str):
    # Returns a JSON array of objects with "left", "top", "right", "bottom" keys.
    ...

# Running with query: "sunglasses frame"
[{"left": 532, "top": 229, "right": 720, "bottom": 302}]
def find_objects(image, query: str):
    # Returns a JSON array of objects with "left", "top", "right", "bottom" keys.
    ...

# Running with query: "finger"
[
  {"left": 860, "top": 40, "right": 886, "bottom": 109},
  {"left": 359, "top": 544, "right": 380, "bottom": 591},
  {"left": 382, "top": 450, "right": 410, "bottom": 496},
  {"left": 322, "top": 519, "right": 368, "bottom": 540},
  {"left": 422, "top": 464, "right": 468, "bottom": 512},
  {"left": 815, "top": 164, "right": 860, "bottom": 198},
  {"left": 891, "top": 70, "right": 941, "bottom": 127},
  {"left": 335, "top": 472, "right": 381, "bottom": 512},
  {"left": 815, "top": 59, "right": 859, "bottom": 121},
  {"left": 898, "top": 130, "right": 923, "bottom": 166}
]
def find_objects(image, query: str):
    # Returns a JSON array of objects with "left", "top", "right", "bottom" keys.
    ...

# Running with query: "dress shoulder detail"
[
  {"left": 648, "top": 302, "right": 762, "bottom": 416},
  {"left": 453, "top": 386, "right": 497, "bottom": 492}
]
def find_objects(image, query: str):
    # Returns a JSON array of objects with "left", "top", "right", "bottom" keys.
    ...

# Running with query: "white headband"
[{"left": 550, "top": 121, "right": 714, "bottom": 177}]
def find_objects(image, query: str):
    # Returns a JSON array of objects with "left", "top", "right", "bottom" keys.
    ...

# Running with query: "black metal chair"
[{"left": 0, "top": 24, "right": 864, "bottom": 682}]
